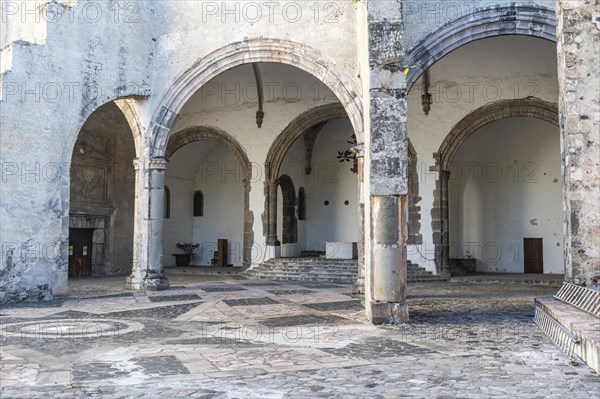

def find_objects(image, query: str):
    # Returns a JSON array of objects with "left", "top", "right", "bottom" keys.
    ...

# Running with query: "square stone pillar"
[
  {"left": 556, "top": 1, "right": 600, "bottom": 286},
  {"left": 364, "top": 1, "right": 410, "bottom": 324}
]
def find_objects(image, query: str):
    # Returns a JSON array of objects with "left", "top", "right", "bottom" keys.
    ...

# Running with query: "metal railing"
[{"left": 554, "top": 282, "right": 600, "bottom": 317}]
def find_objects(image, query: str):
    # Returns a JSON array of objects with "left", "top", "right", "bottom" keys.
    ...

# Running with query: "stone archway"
[
  {"left": 436, "top": 98, "right": 558, "bottom": 172},
  {"left": 149, "top": 38, "right": 363, "bottom": 159},
  {"left": 404, "top": 5, "right": 556, "bottom": 91},
  {"left": 69, "top": 101, "right": 137, "bottom": 281},
  {"left": 166, "top": 126, "right": 254, "bottom": 267},
  {"left": 264, "top": 103, "right": 348, "bottom": 180},
  {"left": 431, "top": 98, "right": 559, "bottom": 274}
]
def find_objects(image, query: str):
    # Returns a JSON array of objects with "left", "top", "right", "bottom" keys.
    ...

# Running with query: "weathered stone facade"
[
  {"left": 556, "top": 0, "right": 600, "bottom": 287},
  {"left": 1, "top": 1, "right": 598, "bottom": 325}
]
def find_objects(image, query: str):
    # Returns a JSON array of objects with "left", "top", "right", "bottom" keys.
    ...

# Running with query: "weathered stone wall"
[
  {"left": 556, "top": 0, "right": 600, "bottom": 286},
  {"left": 0, "top": 1, "right": 363, "bottom": 300},
  {"left": 0, "top": 2, "right": 155, "bottom": 301}
]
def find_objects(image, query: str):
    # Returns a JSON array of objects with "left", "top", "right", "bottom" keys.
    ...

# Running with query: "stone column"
[
  {"left": 126, "top": 157, "right": 169, "bottom": 291},
  {"left": 265, "top": 179, "right": 281, "bottom": 259},
  {"left": 145, "top": 158, "right": 169, "bottom": 290},
  {"left": 126, "top": 158, "right": 146, "bottom": 290},
  {"left": 556, "top": 1, "right": 600, "bottom": 286},
  {"left": 440, "top": 170, "right": 451, "bottom": 276},
  {"left": 365, "top": 1, "right": 409, "bottom": 324},
  {"left": 353, "top": 152, "right": 366, "bottom": 295}
]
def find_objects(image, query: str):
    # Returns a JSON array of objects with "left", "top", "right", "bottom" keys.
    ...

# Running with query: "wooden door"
[
  {"left": 524, "top": 238, "right": 543, "bottom": 274},
  {"left": 217, "top": 239, "right": 228, "bottom": 267},
  {"left": 69, "top": 229, "right": 93, "bottom": 277}
]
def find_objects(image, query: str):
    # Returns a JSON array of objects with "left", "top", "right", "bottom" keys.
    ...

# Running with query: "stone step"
[{"left": 244, "top": 258, "right": 447, "bottom": 285}]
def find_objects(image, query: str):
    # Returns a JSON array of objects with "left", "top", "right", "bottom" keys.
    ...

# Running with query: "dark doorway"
[
  {"left": 524, "top": 238, "right": 543, "bottom": 274},
  {"left": 69, "top": 228, "right": 93, "bottom": 277}
]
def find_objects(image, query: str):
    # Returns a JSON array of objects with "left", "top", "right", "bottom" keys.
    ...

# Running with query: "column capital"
[
  {"left": 132, "top": 158, "right": 143, "bottom": 171},
  {"left": 440, "top": 170, "right": 451, "bottom": 180},
  {"left": 354, "top": 143, "right": 365, "bottom": 158},
  {"left": 149, "top": 157, "right": 168, "bottom": 170}
]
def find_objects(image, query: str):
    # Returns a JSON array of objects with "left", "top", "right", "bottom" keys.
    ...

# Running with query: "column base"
[
  {"left": 352, "top": 276, "right": 365, "bottom": 295},
  {"left": 366, "top": 301, "right": 409, "bottom": 324},
  {"left": 125, "top": 272, "right": 170, "bottom": 291},
  {"left": 440, "top": 268, "right": 452, "bottom": 280}
]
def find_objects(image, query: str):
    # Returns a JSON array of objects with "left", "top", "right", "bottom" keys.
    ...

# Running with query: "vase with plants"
[{"left": 173, "top": 243, "right": 199, "bottom": 267}]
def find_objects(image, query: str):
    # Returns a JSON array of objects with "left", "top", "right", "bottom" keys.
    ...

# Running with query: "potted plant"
[{"left": 173, "top": 243, "right": 199, "bottom": 267}]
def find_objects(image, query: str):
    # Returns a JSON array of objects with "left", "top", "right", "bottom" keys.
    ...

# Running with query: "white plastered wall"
[
  {"left": 164, "top": 141, "right": 244, "bottom": 267},
  {"left": 278, "top": 117, "right": 359, "bottom": 253},
  {"left": 449, "top": 117, "right": 563, "bottom": 273},
  {"left": 407, "top": 36, "right": 559, "bottom": 273}
]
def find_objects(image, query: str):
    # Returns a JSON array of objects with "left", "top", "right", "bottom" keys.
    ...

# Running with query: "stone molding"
[
  {"left": 149, "top": 38, "right": 363, "bottom": 158},
  {"left": 435, "top": 98, "right": 558, "bottom": 171},
  {"left": 264, "top": 103, "right": 348, "bottom": 180},
  {"left": 405, "top": 4, "right": 557, "bottom": 91}
]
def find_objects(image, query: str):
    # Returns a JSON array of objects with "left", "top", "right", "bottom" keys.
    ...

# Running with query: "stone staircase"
[
  {"left": 243, "top": 257, "right": 447, "bottom": 284},
  {"left": 406, "top": 261, "right": 448, "bottom": 283}
]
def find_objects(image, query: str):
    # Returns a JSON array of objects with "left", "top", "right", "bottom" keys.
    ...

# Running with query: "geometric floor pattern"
[{"left": 1, "top": 273, "right": 598, "bottom": 398}]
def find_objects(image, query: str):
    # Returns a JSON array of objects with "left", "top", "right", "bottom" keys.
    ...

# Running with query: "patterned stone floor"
[{"left": 1, "top": 273, "right": 598, "bottom": 398}]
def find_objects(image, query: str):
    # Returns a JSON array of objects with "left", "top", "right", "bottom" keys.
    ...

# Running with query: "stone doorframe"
[
  {"left": 68, "top": 214, "right": 109, "bottom": 276},
  {"left": 403, "top": 4, "right": 557, "bottom": 91},
  {"left": 430, "top": 98, "right": 559, "bottom": 274},
  {"left": 165, "top": 126, "right": 254, "bottom": 267}
]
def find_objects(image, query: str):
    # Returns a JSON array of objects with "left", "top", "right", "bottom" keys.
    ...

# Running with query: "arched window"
[
  {"left": 164, "top": 186, "right": 171, "bottom": 219},
  {"left": 194, "top": 191, "right": 204, "bottom": 217},
  {"left": 297, "top": 187, "right": 306, "bottom": 220}
]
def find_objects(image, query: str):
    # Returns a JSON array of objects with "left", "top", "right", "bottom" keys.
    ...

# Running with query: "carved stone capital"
[{"left": 149, "top": 157, "right": 168, "bottom": 170}]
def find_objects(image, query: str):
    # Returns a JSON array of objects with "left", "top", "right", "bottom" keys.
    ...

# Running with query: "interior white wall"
[
  {"left": 275, "top": 117, "right": 358, "bottom": 254},
  {"left": 164, "top": 141, "right": 244, "bottom": 267},
  {"left": 449, "top": 117, "right": 563, "bottom": 273},
  {"left": 192, "top": 146, "right": 245, "bottom": 266},
  {"left": 305, "top": 118, "right": 358, "bottom": 251},
  {"left": 407, "top": 36, "right": 559, "bottom": 273}
]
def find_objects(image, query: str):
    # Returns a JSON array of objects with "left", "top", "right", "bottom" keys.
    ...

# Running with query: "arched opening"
[
  {"left": 164, "top": 128, "right": 250, "bottom": 268},
  {"left": 150, "top": 39, "right": 363, "bottom": 159},
  {"left": 144, "top": 40, "right": 363, "bottom": 283},
  {"left": 448, "top": 116, "right": 562, "bottom": 273},
  {"left": 274, "top": 116, "right": 359, "bottom": 258},
  {"left": 406, "top": 33, "right": 560, "bottom": 276},
  {"left": 193, "top": 191, "right": 204, "bottom": 217},
  {"left": 68, "top": 102, "right": 136, "bottom": 279}
]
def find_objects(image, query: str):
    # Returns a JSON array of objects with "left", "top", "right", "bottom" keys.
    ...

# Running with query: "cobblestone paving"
[{"left": 1, "top": 274, "right": 598, "bottom": 398}]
